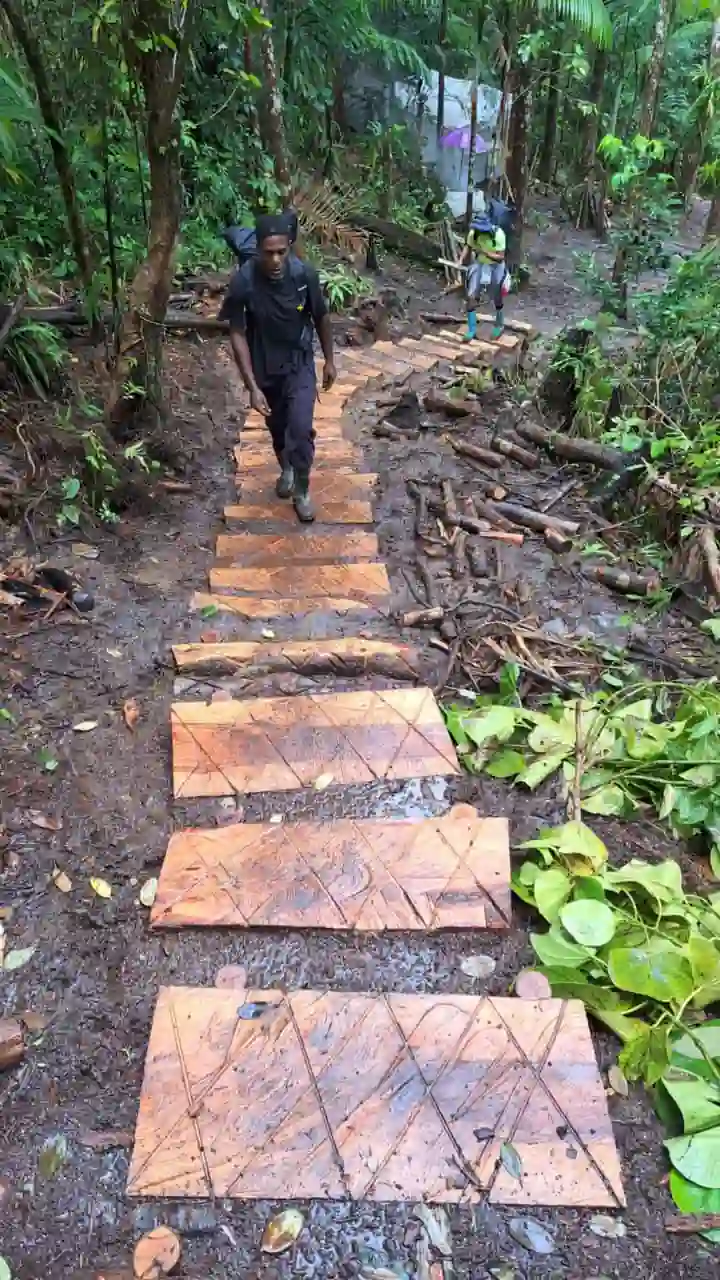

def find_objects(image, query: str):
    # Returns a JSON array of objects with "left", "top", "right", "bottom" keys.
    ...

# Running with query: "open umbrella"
[{"left": 440, "top": 126, "right": 490, "bottom": 153}]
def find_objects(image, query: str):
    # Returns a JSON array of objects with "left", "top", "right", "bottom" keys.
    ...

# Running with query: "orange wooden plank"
[
  {"left": 241, "top": 421, "right": 347, "bottom": 439},
  {"left": 234, "top": 443, "right": 362, "bottom": 471},
  {"left": 190, "top": 591, "right": 378, "bottom": 619},
  {"left": 170, "top": 686, "right": 459, "bottom": 797},
  {"left": 215, "top": 531, "right": 380, "bottom": 565},
  {"left": 224, "top": 500, "right": 374, "bottom": 525},
  {"left": 152, "top": 806, "right": 511, "bottom": 931},
  {"left": 208, "top": 563, "right": 389, "bottom": 602},
  {"left": 172, "top": 636, "right": 421, "bottom": 675},
  {"left": 127, "top": 987, "right": 624, "bottom": 1207},
  {"left": 234, "top": 472, "right": 376, "bottom": 499}
]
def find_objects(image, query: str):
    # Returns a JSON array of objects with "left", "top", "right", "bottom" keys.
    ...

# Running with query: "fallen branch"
[
  {"left": 407, "top": 480, "right": 429, "bottom": 539},
  {"left": 493, "top": 437, "right": 539, "bottom": 470},
  {"left": 491, "top": 500, "right": 580, "bottom": 537},
  {"left": 423, "top": 389, "right": 474, "bottom": 418},
  {"left": 586, "top": 565, "right": 661, "bottom": 596},
  {"left": 157, "top": 479, "right": 192, "bottom": 493},
  {"left": 541, "top": 478, "right": 581, "bottom": 512},
  {"left": 665, "top": 1215, "right": 720, "bottom": 1235},
  {"left": 374, "top": 422, "right": 418, "bottom": 441},
  {"left": 452, "top": 440, "right": 506, "bottom": 469},
  {"left": 400, "top": 605, "right": 445, "bottom": 627},
  {"left": 441, "top": 479, "right": 459, "bottom": 526},
  {"left": 0, "top": 1018, "right": 25, "bottom": 1071},
  {"left": 428, "top": 497, "right": 523, "bottom": 544},
  {"left": 0, "top": 304, "right": 230, "bottom": 333},
  {"left": 544, "top": 528, "right": 573, "bottom": 553},
  {"left": 452, "top": 529, "right": 469, "bottom": 579},
  {"left": 416, "top": 556, "right": 439, "bottom": 608},
  {"left": 0, "top": 291, "right": 28, "bottom": 355},
  {"left": 514, "top": 418, "right": 628, "bottom": 473}
]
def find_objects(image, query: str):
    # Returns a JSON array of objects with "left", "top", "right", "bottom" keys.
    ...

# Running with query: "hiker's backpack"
[
  {"left": 222, "top": 224, "right": 307, "bottom": 287},
  {"left": 469, "top": 212, "right": 496, "bottom": 236},
  {"left": 487, "top": 197, "right": 516, "bottom": 236}
]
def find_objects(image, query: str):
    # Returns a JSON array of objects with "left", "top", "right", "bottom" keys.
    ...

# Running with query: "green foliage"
[
  {"left": 54, "top": 398, "right": 159, "bottom": 525},
  {"left": 2, "top": 318, "right": 67, "bottom": 397},
  {"left": 318, "top": 264, "right": 373, "bottom": 311}
]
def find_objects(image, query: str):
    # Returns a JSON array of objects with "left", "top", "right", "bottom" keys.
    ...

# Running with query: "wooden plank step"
[
  {"left": 241, "top": 421, "right": 347, "bottom": 439},
  {"left": 170, "top": 686, "right": 459, "bottom": 797},
  {"left": 127, "top": 986, "right": 624, "bottom": 1206},
  {"left": 208, "top": 562, "right": 390, "bottom": 603},
  {"left": 214, "top": 531, "right": 380, "bottom": 566},
  {"left": 438, "top": 327, "right": 521, "bottom": 352},
  {"left": 224, "top": 499, "right": 374, "bottom": 526},
  {"left": 190, "top": 591, "right": 380, "bottom": 620},
  {"left": 235, "top": 472, "right": 376, "bottom": 498},
  {"left": 151, "top": 806, "right": 511, "bottom": 931},
  {"left": 397, "top": 336, "right": 461, "bottom": 361},
  {"left": 234, "top": 443, "right": 363, "bottom": 472},
  {"left": 172, "top": 636, "right": 422, "bottom": 677}
]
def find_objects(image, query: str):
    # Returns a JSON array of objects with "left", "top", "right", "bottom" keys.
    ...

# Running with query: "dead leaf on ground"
[
  {"left": 78, "top": 1128, "right": 133, "bottom": 1152},
  {"left": 4, "top": 944, "right": 36, "bottom": 972},
  {"left": 28, "top": 812, "right": 62, "bottom": 832},
  {"left": 500, "top": 1141, "right": 523, "bottom": 1181},
  {"left": 73, "top": 720, "right": 99, "bottom": 733},
  {"left": 460, "top": 954, "right": 496, "bottom": 980},
  {"left": 313, "top": 771, "right": 334, "bottom": 791},
  {"left": 588, "top": 1214, "right": 627, "bottom": 1239},
  {"left": 139, "top": 877, "right": 157, "bottom": 908},
  {"left": 71, "top": 543, "right": 100, "bottom": 560},
  {"left": 90, "top": 877, "right": 112, "bottom": 899},
  {"left": 38, "top": 1133, "right": 68, "bottom": 1179},
  {"left": 123, "top": 698, "right": 140, "bottom": 731},
  {"left": 413, "top": 1204, "right": 452, "bottom": 1257},
  {"left": 215, "top": 964, "right": 247, "bottom": 990},
  {"left": 515, "top": 969, "right": 552, "bottom": 1000},
  {"left": 19, "top": 1010, "right": 49, "bottom": 1032},
  {"left": 608, "top": 1064, "right": 629, "bottom": 1097},
  {"left": 261, "top": 1208, "right": 304, "bottom": 1254},
  {"left": 52, "top": 866, "right": 72, "bottom": 893},
  {"left": 133, "top": 1226, "right": 181, "bottom": 1279}
]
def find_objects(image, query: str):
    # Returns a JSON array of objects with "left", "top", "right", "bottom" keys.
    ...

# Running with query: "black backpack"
[
  {"left": 487, "top": 198, "right": 516, "bottom": 236},
  {"left": 222, "top": 224, "right": 307, "bottom": 290}
]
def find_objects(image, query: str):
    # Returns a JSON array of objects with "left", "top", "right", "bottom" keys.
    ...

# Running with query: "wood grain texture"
[
  {"left": 190, "top": 591, "right": 378, "bottom": 619},
  {"left": 208, "top": 563, "right": 390, "bottom": 603},
  {"left": 152, "top": 806, "right": 511, "bottom": 931},
  {"left": 234, "top": 443, "right": 362, "bottom": 471},
  {"left": 215, "top": 531, "right": 380, "bottom": 565},
  {"left": 241, "top": 421, "right": 347, "bottom": 440},
  {"left": 170, "top": 686, "right": 460, "bottom": 797},
  {"left": 235, "top": 473, "right": 377, "bottom": 498},
  {"left": 223, "top": 500, "right": 375, "bottom": 525},
  {"left": 172, "top": 636, "right": 421, "bottom": 677},
  {"left": 127, "top": 987, "right": 624, "bottom": 1207}
]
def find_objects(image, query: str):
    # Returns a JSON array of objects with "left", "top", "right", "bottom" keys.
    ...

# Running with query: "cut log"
[
  {"left": 452, "top": 441, "right": 506, "bottom": 469},
  {"left": 514, "top": 418, "right": 628, "bottom": 473},
  {"left": 0, "top": 304, "right": 230, "bottom": 333},
  {"left": 374, "top": 422, "right": 418, "bottom": 441},
  {"left": 347, "top": 214, "right": 441, "bottom": 264},
  {"left": 419, "top": 311, "right": 462, "bottom": 326},
  {"left": 407, "top": 480, "right": 429, "bottom": 539},
  {"left": 423, "top": 389, "right": 474, "bottom": 418},
  {"left": 0, "top": 1018, "right": 25, "bottom": 1071},
  {"left": 399, "top": 606, "right": 445, "bottom": 627},
  {"left": 699, "top": 525, "right": 720, "bottom": 598},
  {"left": 586, "top": 566, "right": 661, "bottom": 596},
  {"left": 452, "top": 529, "right": 469, "bottom": 579},
  {"left": 427, "top": 497, "right": 522, "bottom": 543},
  {"left": 440, "top": 479, "right": 459, "bottom": 526},
  {"left": 0, "top": 291, "right": 28, "bottom": 355},
  {"left": 416, "top": 557, "right": 439, "bottom": 608},
  {"left": 477, "top": 530, "right": 524, "bottom": 546},
  {"left": 472, "top": 499, "right": 517, "bottom": 533},
  {"left": 493, "top": 437, "right": 540, "bottom": 469},
  {"left": 157, "top": 479, "right": 192, "bottom": 493},
  {"left": 491, "top": 500, "right": 580, "bottom": 537},
  {"left": 544, "top": 528, "right": 573, "bottom": 553}
]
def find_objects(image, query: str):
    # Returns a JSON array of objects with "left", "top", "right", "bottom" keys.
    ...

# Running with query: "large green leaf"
[
  {"left": 581, "top": 783, "right": 628, "bottom": 816},
  {"left": 618, "top": 1024, "right": 669, "bottom": 1085},
  {"left": 666, "top": 1129, "right": 720, "bottom": 1190},
  {"left": 485, "top": 748, "right": 525, "bottom": 779},
  {"left": 517, "top": 750, "right": 567, "bottom": 790},
  {"left": 687, "top": 933, "right": 720, "bottom": 1008},
  {"left": 560, "top": 899, "right": 616, "bottom": 947},
  {"left": 522, "top": 821, "right": 607, "bottom": 875},
  {"left": 462, "top": 705, "right": 517, "bottom": 749},
  {"left": 660, "top": 1076, "right": 720, "bottom": 1136},
  {"left": 534, "top": 867, "right": 573, "bottom": 922},
  {"left": 669, "top": 1170, "right": 720, "bottom": 1244},
  {"left": 526, "top": 710, "right": 576, "bottom": 754},
  {"left": 530, "top": 925, "right": 594, "bottom": 968},
  {"left": 604, "top": 859, "right": 683, "bottom": 903},
  {"left": 608, "top": 939, "right": 694, "bottom": 1004}
]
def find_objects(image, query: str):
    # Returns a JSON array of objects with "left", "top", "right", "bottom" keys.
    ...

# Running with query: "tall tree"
[
  {"left": 257, "top": 0, "right": 291, "bottom": 201},
  {"left": 704, "top": 15, "right": 720, "bottom": 238},
  {"left": 638, "top": 0, "right": 672, "bottom": 135}
]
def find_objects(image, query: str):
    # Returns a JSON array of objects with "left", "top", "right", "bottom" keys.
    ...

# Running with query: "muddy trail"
[{"left": 1, "top": 225, "right": 719, "bottom": 1279}]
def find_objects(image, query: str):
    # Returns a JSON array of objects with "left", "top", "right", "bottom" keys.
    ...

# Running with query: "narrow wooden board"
[
  {"left": 208, "top": 563, "right": 390, "bottom": 602},
  {"left": 152, "top": 806, "right": 511, "bottom": 931},
  {"left": 127, "top": 987, "right": 624, "bottom": 1207},
  {"left": 235, "top": 443, "right": 363, "bottom": 472},
  {"left": 224, "top": 500, "right": 375, "bottom": 526},
  {"left": 440, "top": 327, "right": 521, "bottom": 352},
  {"left": 172, "top": 636, "right": 422, "bottom": 677},
  {"left": 170, "top": 686, "right": 459, "bottom": 797},
  {"left": 215, "top": 531, "right": 380, "bottom": 565},
  {"left": 241, "top": 421, "right": 347, "bottom": 440},
  {"left": 397, "top": 336, "right": 464, "bottom": 361},
  {"left": 341, "top": 351, "right": 413, "bottom": 378},
  {"left": 235, "top": 473, "right": 376, "bottom": 498},
  {"left": 190, "top": 591, "right": 378, "bottom": 619}
]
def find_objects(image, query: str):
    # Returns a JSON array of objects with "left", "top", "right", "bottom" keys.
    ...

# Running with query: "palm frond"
[{"left": 538, "top": 0, "right": 613, "bottom": 47}]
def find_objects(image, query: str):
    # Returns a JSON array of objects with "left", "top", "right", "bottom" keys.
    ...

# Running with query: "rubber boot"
[
  {"left": 463, "top": 309, "right": 478, "bottom": 343},
  {"left": 492, "top": 308, "right": 505, "bottom": 341},
  {"left": 292, "top": 470, "right": 315, "bottom": 523},
  {"left": 275, "top": 459, "right": 294, "bottom": 499}
]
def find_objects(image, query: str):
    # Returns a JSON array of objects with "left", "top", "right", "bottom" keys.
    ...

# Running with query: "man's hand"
[
  {"left": 249, "top": 387, "right": 271, "bottom": 416},
  {"left": 322, "top": 360, "right": 337, "bottom": 392}
]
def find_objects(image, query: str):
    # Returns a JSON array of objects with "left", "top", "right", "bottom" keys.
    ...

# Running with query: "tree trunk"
[
  {"left": 0, "top": 0, "right": 93, "bottom": 292},
  {"left": 282, "top": 0, "right": 295, "bottom": 87},
  {"left": 638, "top": 0, "right": 671, "bottom": 137},
  {"left": 506, "top": 62, "right": 531, "bottom": 268},
  {"left": 256, "top": 0, "right": 291, "bottom": 201},
  {"left": 436, "top": 0, "right": 448, "bottom": 142},
  {"left": 578, "top": 49, "right": 607, "bottom": 232},
  {"left": 107, "top": 0, "right": 194, "bottom": 428},
  {"left": 705, "top": 194, "right": 720, "bottom": 242},
  {"left": 695, "top": 19, "right": 720, "bottom": 215},
  {"left": 465, "top": 80, "right": 479, "bottom": 229},
  {"left": 538, "top": 54, "right": 561, "bottom": 185}
]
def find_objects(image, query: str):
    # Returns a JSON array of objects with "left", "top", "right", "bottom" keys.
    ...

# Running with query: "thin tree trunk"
[
  {"left": 436, "top": 0, "right": 448, "bottom": 142},
  {"left": 282, "top": 0, "right": 295, "bottom": 87},
  {"left": 465, "top": 80, "right": 479, "bottom": 229},
  {"left": 107, "top": 0, "right": 194, "bottom": 428},
  {"left": 638, "top": 0, "right": 671, "bottom": 137},
  {"left": 538, "top": 54, "right": 561, "bottom": 185},
  {"left": 705, "top": 195, "right": 720, "bottom": 242},
  {"left": 578, "top": 49, "right": 607, "bottom": 232},
  {"left": 256, "top": 0, "right": 291, "bottom": 201},
  {"left": 692, "top": 18, "right": 720, "bottom": 213},
  {"left": 506, "top": 63, "right": 531, "bottom": 268},
  {"left": 0, "top": 0, "right": 93, "bottom": 292}
]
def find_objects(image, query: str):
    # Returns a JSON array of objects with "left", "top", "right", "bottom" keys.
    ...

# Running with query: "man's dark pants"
[{"left": 261, "top": 356, "right": 316, "bottom": 473}]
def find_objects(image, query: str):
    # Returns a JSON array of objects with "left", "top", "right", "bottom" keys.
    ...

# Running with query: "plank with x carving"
[
  {"left": 127, "top": 986, "right": 625, "bottom": 1207},
  {"left": 170, "top": 686, "right": 459, "bottom": 797},
  {"left": 151, "top": 806, "right": 510, "bottom": 930}
]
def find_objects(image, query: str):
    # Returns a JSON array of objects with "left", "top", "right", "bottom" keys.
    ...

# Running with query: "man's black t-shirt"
[{"left": 219, "top": 258, "right": 327, "bottom": 385}]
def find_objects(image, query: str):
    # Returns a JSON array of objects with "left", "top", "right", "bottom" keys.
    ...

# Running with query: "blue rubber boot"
[
  {"left": 463, "top": 310, "right": 478, "bottom": 342},
  {"left": 492, "top": 308, "right": 505, "bottom": 340}
]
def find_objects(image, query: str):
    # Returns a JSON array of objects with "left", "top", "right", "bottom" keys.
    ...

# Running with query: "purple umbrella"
[{"left": 440, "top": 126, "right": 490, "bottom": 153}]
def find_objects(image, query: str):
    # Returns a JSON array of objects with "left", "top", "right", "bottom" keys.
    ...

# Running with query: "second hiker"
[
  {"left": 459, "top": 203, "right": 509, "bottom": 343},
  {"left": 220, "top": 212, "right": 336, "bottom": 523}
]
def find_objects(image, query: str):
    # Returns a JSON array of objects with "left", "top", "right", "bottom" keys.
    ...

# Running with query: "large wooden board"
[
  {"left": 241, "top": 421, "right": 347, "bottom": 440},
  {"left": 215, "top": 531, "right": 380, "bottom": 565},
  {"left": 234, "top": 442, "right": 362, "bottom": 471},
  {"left": 224, "top": 500, "right": 375, "bottom": 526},
  {"left": 235, "top": 473, "right": 377, "bottom": 498},
  {"left": 172, "top": 636, "right": 422, "bottom": 678},
  {"left": 190, "top": 591, "right": 379, "bottom": 620},
  {"left": 127, "top": 987, "right": 624, "bottom": 1207},
  {"left": 208, "top": 563, "right": 390, "bottom": 603},
  {"left": 171, "top": 686, "right": 459, "bottom": 797},
  {"left": 152, "top": 807, "right": 511, "bottom": 931}
]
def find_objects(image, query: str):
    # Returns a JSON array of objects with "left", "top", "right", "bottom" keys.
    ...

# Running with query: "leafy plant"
[
  {"left": 318, "top": 264, "right": 373, "bottom": 311},
  {"left": 3, "top": 319, "right": 67, "bottom": 397}
]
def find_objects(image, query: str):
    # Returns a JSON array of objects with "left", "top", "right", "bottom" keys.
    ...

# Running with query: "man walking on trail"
[
  {"left": 459, "top": 210, "right": 507, "bottom": 343},
  {"left": 220, "top": 212, "right": 336, "bottom": 523}
]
